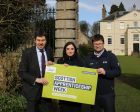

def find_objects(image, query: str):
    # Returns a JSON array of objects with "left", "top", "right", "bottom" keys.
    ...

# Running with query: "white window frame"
[
  {"left": 120, "top": 38, "right": 125, "bottom": 45},
  {"left": 108, "top": 36, "right": 112, "bottom": 44},
  {"left": 134, "top": 21, "right": 138, "bottom": 27},
  {"left": 133, "top": 34, "right": 139, "bottom": 41},
  {"left": 120, "top": 36, "right": 125, "bottom": 44}
]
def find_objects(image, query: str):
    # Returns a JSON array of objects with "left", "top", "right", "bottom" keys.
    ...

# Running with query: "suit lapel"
[
  {"left": 45, "top": 47, "right": 51, "bottom": 61},
  {"left": 32, "top": 47, "right": 41, "bottom": 75}
]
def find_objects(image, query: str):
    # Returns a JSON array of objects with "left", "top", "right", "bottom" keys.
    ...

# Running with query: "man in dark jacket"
[
  {"left": 85, "top": 34, "right": 121, "bottom": 112},
  {"left": 18, "top": 30, "right": 54, "bottom": 112}
]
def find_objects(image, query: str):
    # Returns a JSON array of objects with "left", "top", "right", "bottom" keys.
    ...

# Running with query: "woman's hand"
[
  {"left": 64, "top": 63, "right": 69, "bottom": 66},
  {"left": 46, "top": 61, "right": 54, "bottom": 66}
]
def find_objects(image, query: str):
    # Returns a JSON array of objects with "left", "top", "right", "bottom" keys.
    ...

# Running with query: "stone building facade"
[{"left": 100, "top": 5, "right": 140, "bottom": 55}]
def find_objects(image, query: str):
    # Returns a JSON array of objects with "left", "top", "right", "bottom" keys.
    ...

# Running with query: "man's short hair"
[
  {"left": 92, "top": 34, "right": 104, "bottom": 43},
  {"left": 34, "top": 29, "right": 46, "bottom": 39}
]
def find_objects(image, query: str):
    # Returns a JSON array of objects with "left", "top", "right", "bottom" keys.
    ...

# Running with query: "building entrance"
[{"left": 133, "top": 43, "right": 139, "bottom": 53}]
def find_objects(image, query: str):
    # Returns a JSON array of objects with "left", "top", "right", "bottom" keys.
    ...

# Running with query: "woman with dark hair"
[{"left": 57, "top": 41, "right": 84, "bottom": 112}]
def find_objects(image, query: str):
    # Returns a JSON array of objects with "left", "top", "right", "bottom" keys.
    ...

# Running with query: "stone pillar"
[{"left": 55, "top": 0, "right": 79, "bottom": 59}]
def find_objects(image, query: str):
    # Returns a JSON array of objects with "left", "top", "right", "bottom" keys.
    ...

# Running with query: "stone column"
[{"left": 55, "top": 0, "right": 79, "bottom": 59}]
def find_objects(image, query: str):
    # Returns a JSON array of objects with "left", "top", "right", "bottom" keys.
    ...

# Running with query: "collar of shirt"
[
  {"left": 36, "top": 47, "right": 45, "bottom": 52},
  {"left": 94, "top": 49, "right": 105, "bottom": 58},
  {"left": 36, "top": 47, "right": 48, "bottom": 75}
]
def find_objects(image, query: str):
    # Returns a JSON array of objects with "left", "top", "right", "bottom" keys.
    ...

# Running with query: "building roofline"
[{"left": 100, "top": 10, "right": 140, "bottom": 22}]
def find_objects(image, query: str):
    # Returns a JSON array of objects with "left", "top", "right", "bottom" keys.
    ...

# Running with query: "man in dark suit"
[{"left": 18, "top": 30, "right": 54, "bottom": 112}]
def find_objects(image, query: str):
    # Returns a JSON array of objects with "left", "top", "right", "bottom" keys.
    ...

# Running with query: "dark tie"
[{"left": 40, "top": 49, "right": 46, "bottom": 77}]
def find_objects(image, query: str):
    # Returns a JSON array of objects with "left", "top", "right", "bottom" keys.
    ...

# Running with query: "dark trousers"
[
  {"left": 26, "top": 98, "right": 54, "bottom": 112},
  {"left": 90, "top": 93, "right": 115, "bottom": 112},
  {"left": 59, "top": 101, "right": 82, "bottom": 112}
]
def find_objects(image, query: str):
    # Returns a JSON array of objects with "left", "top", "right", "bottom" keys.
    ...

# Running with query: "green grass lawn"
[
  {"left": 117, "top": 56, "right": 140, "bottom": 75},
  {"left": 115, "top": 79, "right": 140, "bottom": 112},
  {"left": 83, "top": 79, "right": 140, "bottom": 112},
  {"left": 116, "top": 56, "right": 140, "bottom": 112}
]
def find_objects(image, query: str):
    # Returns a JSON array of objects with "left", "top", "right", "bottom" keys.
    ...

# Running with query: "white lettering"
[
  {"left": 54, "top": 75, "right": 76, "bottom": 83},
  {"left": 53, "top": 86, "right": 67, "bottom": 93}
]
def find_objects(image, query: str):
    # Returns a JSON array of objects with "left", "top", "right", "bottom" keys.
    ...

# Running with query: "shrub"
[
  {"left": 0, "top": 93, "right": 26, "bottom": 112},
  {"left": 78, "top": 44, "right": 94, "bottom": 57}
]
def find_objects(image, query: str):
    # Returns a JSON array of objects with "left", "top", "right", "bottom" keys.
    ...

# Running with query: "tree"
[
  {"left": 109, "top": 2, "right": 126, "bottom": 15},
  {"left": 0, "top": 0, "right": 35, "bottom": 52},
  {"left": 109, "top": 5, "right": 118, "bottom": 14},
  {"left": 118, "top": 2, "right": 126, "bottom": 11},
  {"left": 34, "top": 7, "right": 56, "bottom": 52},
  {"left": 79, "top": 21, "right": 90, "bottom": 37},
  {"left": 90, "top": 22, "right": 100, "bottom": 36}
]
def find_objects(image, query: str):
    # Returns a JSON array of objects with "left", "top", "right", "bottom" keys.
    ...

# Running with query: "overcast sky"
[{"left": 46, "top": 0, "right": 140, "bottom": 25}]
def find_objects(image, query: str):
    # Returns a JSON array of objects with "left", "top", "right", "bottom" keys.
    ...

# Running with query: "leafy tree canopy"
[
  {"left": 109, "top": 2, "right": 126, "bottom": 15},
  {"left": 118, "top": 2, "right": 126, "bottom": 11},
  {"left": 110, "top": 4, "right": 118, "bottom": 14},
  {"left": 79, "top": 21, "right": 90, "bottom": 37}
]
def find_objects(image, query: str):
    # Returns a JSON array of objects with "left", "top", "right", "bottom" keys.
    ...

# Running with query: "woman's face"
[{"left": 66, "top": 44, "right": 75, "bottom": 56}]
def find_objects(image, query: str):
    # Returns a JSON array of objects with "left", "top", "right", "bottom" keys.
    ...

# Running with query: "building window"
[
  {"left": 107, "top": 22, "right": 111, "bottom": 29},
  {"left": 133, "top": 34, "right": 139, "bottom": 41},
  {"left": 120, "top": 22, "right": 125, "bottom": 29},
  {"left": 120, "top": 38, "right": 125, "bottom": 44},
  {"left": 120, "top": 35, "right": 125, "bottom": 44},
  {"left": 108, "top": 37, "right": 112, "bottom": 44},
  {"left": 134, "top": 21, "right": 138, "bottom": 27}
]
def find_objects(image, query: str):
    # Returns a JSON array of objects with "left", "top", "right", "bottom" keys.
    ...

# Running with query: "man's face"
[
  {"left": 35, "top": 36, "right": 46, "bottom": 49},
  {"left": 93, "top": 40, "right": 104, "bottom": 52},
  {"left": 66, "top": 44, "right": 75, "bottom": 56}
]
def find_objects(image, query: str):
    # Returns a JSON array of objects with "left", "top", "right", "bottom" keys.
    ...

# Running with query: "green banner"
[{"left": 42, "top": 64, "right": 98, "bottom": 105}]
